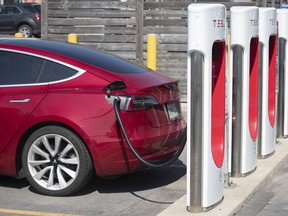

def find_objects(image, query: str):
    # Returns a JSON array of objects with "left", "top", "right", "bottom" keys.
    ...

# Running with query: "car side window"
[
  {"left": 0, "top": 51, "right": 44, "bottom": 85},
  {"left": 38, "top": 60, "right": 78, "bottom": 83},
  {"left": 5, "top": 6, "right": 21, "bottom": 15},
  {"left": 0, "top": 7, "right": 4, "bottom": 15}
]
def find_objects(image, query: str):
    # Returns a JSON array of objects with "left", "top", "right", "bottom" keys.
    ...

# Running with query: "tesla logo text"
[
  {"left": 213, "top": 20, "right": 225, "bottom": 28},
  {"left": 250, "top": 19, "right": 259, "bottom": 26}
]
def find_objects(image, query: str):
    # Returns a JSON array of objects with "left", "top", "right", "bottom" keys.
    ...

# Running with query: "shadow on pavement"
[
  {"left": 0, "top": 176, "right": 29, "bottom": 189},
  {"left": 78, "top": 159, "right": 186, "bottom": 195}
]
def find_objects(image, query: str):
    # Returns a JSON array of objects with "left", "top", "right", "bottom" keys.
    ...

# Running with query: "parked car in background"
[
  {"left": 0, "top": 3, "right": 41, "bottom": 38},
  {"left": 0, "top": 38, "right": 186, "bottom": 196}
]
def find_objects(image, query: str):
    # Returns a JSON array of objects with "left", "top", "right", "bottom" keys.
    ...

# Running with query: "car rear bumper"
[
  {"left": 31, "top": 23, "right": 41, "bottom": 35},
  {"left": 91, "top": 120, "right": 187, "bottom": 177}
]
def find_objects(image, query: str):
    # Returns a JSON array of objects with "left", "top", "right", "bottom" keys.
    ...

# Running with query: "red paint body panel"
[{"left": 0, "top": 85, "right": 48, "bottom": 152}]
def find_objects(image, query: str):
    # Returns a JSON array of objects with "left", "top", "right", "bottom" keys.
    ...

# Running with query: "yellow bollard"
[
  {"left": 15, "top": 33, "right": 24, "bottom": 38},
  {"left": 147, "top": 34, "right": 157, "bottom": 71},
  {"left": 68, "top": 33, "right": 78, "bottom": 44}
]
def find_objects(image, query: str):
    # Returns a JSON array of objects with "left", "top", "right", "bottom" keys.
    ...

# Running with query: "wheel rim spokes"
[
  {"left": 19, "top": 28, "right": 30, "bottom": 38},
  {"left": 27, "top": 134, "right": 80, "bottom": 191}
]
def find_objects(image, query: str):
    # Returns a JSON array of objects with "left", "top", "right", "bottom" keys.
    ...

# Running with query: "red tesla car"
[{"left": 0, "top": 38, "right": 186, "bottom": 196}]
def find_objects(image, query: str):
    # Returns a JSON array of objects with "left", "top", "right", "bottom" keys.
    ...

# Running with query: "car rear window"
[
  {"left": 34, "top": 5, "right": 41, "bottom": 13},
  {"left": 54, "top": 44, "right": 149, "bottom": 74},
  {"left": 46, "top": 44, "right": 148, "bottom": 74},
  {"left": 38, "top": 60, "right": 78, "bottom": 83},
  {"left": 23, "top": 4, "right": 40, "bottom": 14}
]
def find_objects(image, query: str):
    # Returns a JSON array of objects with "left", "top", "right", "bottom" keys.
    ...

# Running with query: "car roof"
[{"left": 0, "top": 38, "right": 147, "bottom": 74}]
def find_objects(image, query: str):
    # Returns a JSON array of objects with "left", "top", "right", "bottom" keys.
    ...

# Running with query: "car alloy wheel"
[
  {"left": 17, "top": 24, "right": 33, "bottom": 38},
  {"left": 22, "top": 126, "right": 93, "bottom": 196}
]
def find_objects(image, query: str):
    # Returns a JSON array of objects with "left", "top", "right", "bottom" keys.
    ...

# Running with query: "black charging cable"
[{"left": 113, "top": 96, "right": 186, "bottom": 168}]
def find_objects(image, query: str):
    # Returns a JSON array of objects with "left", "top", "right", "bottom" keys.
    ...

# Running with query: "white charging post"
[
  {"left": 258, "top": 8, "right": 277, "bottom": 158},
  {"left": 229, "top": 6, "right": 259, "bottom": 176},
  {"left": 277, "top": 9, "right": 288, "bottom": 138},
  {"left": 187, "top": 4, "right": 226, "bottom": 212}
]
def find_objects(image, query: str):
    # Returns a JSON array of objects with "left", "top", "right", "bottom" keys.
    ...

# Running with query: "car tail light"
[
  {"left": 34, "top": 13, "right": 41, "bottom": 21},
  {"left": 105, "top": 95, "right": 158, "bottom": 112},
  {"left": 124, "top": 95, "right": 158, "bottom": 111}
]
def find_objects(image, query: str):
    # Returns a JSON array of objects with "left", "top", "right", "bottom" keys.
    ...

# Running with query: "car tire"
[
  {"left": 22, "top": 126, "right": 93, "bottom": 196},
  {"left": 17, "top": 24, "right": 33, "bottom": 38}
]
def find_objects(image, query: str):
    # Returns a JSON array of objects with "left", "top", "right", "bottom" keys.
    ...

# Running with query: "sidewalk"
[{"left": 159, "top": 102, "right": 288, "bottom": 216}]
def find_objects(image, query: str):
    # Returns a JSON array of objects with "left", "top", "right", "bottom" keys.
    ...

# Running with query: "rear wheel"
[
  {"left": 17, "top": 24, "right": 33, "bottom": 38},
  {"left": 22, "top": 126, "right": 93, "bottom": 196}
]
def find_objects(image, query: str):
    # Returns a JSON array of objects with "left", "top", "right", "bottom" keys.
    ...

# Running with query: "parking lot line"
[{"left": 0, "top": 208, "right": 80, "bottom": 216}]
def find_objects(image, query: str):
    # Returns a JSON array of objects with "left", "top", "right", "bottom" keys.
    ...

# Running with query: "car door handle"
[{"left": 10, "top": 99, "right": 30, "bottom": 103}]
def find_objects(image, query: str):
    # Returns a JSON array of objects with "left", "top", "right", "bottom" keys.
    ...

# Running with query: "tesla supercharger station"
[
  {"left": 187, "top": 4, "right": 226, "bottom": 212},
  {"left": 258, "top": 8, "right": 277, "bottom": 158},
  {"left": 229, "top": 6, "right": 259, "bottom": 176},
  {"left": 277, "top": 9, "right": 288, "bottom": 138}
]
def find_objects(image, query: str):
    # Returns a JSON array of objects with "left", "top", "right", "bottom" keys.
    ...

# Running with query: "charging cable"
[{"left": 113, "top": 96, "right": 186, "bottom": 168}]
